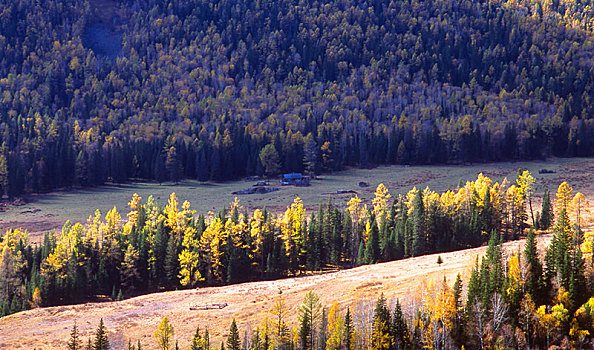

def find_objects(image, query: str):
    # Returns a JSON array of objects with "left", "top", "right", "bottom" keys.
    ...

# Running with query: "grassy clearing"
[{"left": 1, "top": 157, "right": 593, "bottom": 241}]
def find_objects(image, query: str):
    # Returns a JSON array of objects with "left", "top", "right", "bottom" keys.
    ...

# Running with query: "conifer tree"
[
  {"left": 539, "top": 190, "right": 553, "bottom": 230},
  {"left": 155, "top": 316, "right": 175, "bottom": 350},
  {"left": 364, "top": 217, "right": 380, "bottom": 264},
  {"left": 371, "top": 294, "right": 392, "bottom": 350},
  {"left": 411, "top": 189, "right": 425, "bottom": 256},
  {"left": 343, "top": 307, "right": 354, "bottom": 350},
  {"left": 165, "top": 235, "right": 179, "bottom": 288},
  {"left": 227, "top": 319, "right": 241, "bottom": 350},
  {"left": 451, "top": 274, "right": 465, "bottom": 347},
  {"left": 318, "top": 308, "right": 327, "bottom": 350},
  {"left": 299, "top": 291, "right": 322, "bottom": 350},
  {"left": 524, "top": 228, "right": 544, "bottom": 304},
  {"left": 191, "top": 326, "right": 204, "bottom": 350},
  {"left": 68, "top": 322, "right": 82, "bottom": 350},
  {"left": 93, "top": 318, "right": 110, "bottom": 350},
  {"left": 392, "top": 300, "right": 409, "bottom": 350}
]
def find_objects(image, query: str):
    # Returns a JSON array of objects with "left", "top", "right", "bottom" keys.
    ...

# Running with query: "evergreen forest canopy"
[{"left": 2, "top": 0, "right": 594, "bottom": 196}]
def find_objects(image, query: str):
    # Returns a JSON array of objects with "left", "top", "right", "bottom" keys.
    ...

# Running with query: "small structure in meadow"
[
  {"left": 280, "top": 173, "right": 310, "bottom": 186},
  {"left": 189, "top": 302, "right": 228, "bottom": 310}
]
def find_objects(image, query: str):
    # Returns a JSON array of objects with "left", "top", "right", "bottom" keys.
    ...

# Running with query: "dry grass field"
[
  {"left": 0, "top": 234, "right": 552, "bottom": 349},
  {"left": 1, "top": 157, "right": 593, "bottom": 242}
]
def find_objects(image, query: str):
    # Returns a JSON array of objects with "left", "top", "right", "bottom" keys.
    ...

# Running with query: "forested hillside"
[{"left": 2, "top": 0, "right": 594, "bottom": 196}]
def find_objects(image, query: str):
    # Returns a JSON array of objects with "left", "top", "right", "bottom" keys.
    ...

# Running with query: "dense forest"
[
  {"left": 68, "top": 201, "right": 593, "bottom": 349},
  {"left": 2, "top": 0, "right": 594, "bottom": 196}
]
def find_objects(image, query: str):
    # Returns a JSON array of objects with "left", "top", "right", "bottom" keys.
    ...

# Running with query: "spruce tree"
[
  {"left": 411, "top": 189, "right": 425, "bottom": 257},
  {"left": 164, "top": 235, "right": 179, "bottom": 288},
  {"left": 357, "top": 241, "right": 365, "bottom": 266},
  {"left": 371, "top": 294, "right": 392, "bottom": 350},
  {"left": 524, "top": 229, "right": 544, "bottom": 304},
  {"left": 343, "top": 307, "right": 354, "bottom": 350},
  {"left": 451, "top": 274, "right": 465, "bottom": 347},
  {"left": 539, "top": 190, "right": 553, "bottom": 230},
  {"left": 392, "top": 300, "right": 409, "bottom": 350},
  {"left": 299, "top": 291, "right": 322, "bottom": 350},
  {"left": 226, "top": 319, "right": 241, "bottom": 350},
  {"left": 68, "top": 322, "right": 82, "bottom": 350},
  {"left": 93, "top": 318, "right": 110, "bottom": 350},
  {"left": 364, "top": 218, "right": 380, "bottom": 264}
]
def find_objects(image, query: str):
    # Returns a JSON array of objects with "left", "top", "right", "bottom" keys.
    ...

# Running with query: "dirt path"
[{"left": 0, "top": 234, "right": 552, "bottom": 349}]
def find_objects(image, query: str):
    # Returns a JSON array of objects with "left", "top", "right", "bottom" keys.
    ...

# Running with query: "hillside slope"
[{"left": 0, "top": 234, "right": 551, "bottom": 349}]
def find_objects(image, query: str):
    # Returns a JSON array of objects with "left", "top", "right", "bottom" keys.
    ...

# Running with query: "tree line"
[
  {"left": 2, "top": 0, "right": 594, "bottom": 197},
  {"left": 70, "top": 210, "right": 594, "bottom": 349},
  {"left": 1, "top": 170, "right": 586, "bottom": 319}
]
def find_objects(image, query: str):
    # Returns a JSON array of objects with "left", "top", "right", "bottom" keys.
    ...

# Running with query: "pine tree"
[
  {"left": 371, "top": 294, "right": 392, "bottom": 350},
  {"left": 364, "top": 218, "right": 380, "bottom": 264},
  {"left": 299, "top": 291, "right": 321, "bottom": 350},
  {"left": 524, "top": 229, "right": 544, "bottom": 304},
  {"left": 68, "top": 322, "right": 82, "bottom": 350},
  {"left": 357, "top": 241, "right": 365, "bottom": 266},
  {"left": 227, "top": 319, "right": 241, "bottom": 350},
  {"left": 93, "top": 318, "right": 110, "bottom": 350},
  {"left": 165, "top": 235, "right": 179, "bottom": 288},
  {"left": 343, "top": 308, "right": 354, "bottom": 350},
  {"left": 392, "top": 300, "right": 409, "bottom": 350},
  {"left": 411, "top": 189, "right": 425, "bottom": 256},
  {"left": 539, "top": 190, "right": 553, "bottom": 230}
]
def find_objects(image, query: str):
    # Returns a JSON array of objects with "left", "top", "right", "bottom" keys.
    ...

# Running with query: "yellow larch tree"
[
  {"left": 326, "top": 302, "right": 345, "bottom": 350},
  {"left": 346, "top": 195, "right": 368, "bottom": 227},
  {"left": 555, "top": 182, "right": 573, "bottom": 213},
  {"left": 178, "top": 226, "right": 202, "bottom": 287},
  {"left": 516, "top": 170, "right": 536, "bottom": 226},
  {"left": 125, "top": 193, "right": 142, "bottom": 230},
  {"left": 280, "top": 197, "right": 306, "bottom": 272},
  {"left": 372, "top": 184, "right": 391, "bottom": 225}
]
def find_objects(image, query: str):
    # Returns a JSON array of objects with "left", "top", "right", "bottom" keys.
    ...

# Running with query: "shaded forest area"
[{"left": 2, "top": 0, "right": 594, "bottom": 197}]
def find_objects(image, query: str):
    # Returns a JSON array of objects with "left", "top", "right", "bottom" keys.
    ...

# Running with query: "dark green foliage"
[
  {"left": 93, "top": 319, "right": 109, "bottom": 350},
  {"left": 411, "top": 190, "right": 426, "bottom": 257},
  {"left": 1, "top": 0, "right": 594, "bottom": 198},
  {"left": 392, "top": 300, "right": 410, "bottom": 350},
  {"left": 539, "top": 190, "right": 554, "bottom": 230},
  {"left": 68, "top": 322, "right": 82, "bottom": 350},
  {"left": 226, "top": 319, "right": 241, "bottom": 350},
  {"left": 344, "top": 308, "right": 354, "bottom": 350},
  {"left": 371, "top": 294, "right": 392, "bottom": 350},
  {"left": 165, "top": 235, "right": 179, "bottom": 288},
  {"left": 524, "top": 229, "right": 544, "bottom": 305},
  {"left": 365, "top": 217, "right": 381, "bottom": 264}
]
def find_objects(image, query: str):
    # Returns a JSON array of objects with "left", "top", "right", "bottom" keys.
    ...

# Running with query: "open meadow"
[{"left": 1, "top": 158, "right": 593, "bottom": 242}]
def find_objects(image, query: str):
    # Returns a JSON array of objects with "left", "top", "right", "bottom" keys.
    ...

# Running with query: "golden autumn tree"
[
  {"left": 280, "top": 197, "right": 307, "bottom": 273},
  {"left": 178, "top": 226, "right": 202, "bottom": 287},
  {"left": 372, "top": 184, "right": 391, "bottom": 226},
  {"left": 326, "top": 302, "right": 345, "bottom": 350}
]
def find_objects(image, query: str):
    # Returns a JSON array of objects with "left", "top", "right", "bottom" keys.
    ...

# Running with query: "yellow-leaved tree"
[
  {"left": 280, "top": 197, "right": 306, "bottom": 272},
  {"left": 154, "top": 316, "right": 175, "bottom": 350},
  {"left": 326, "top": 302, "right": 345, "bottom": 350},
  {"left": 178, "top": 226, "right": 202, "bottom": 287},
  {"left": 372, "top": 184, "right": 391, "bottom": 225}
]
